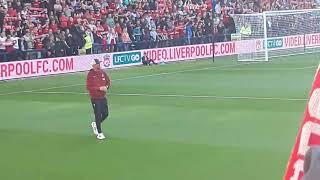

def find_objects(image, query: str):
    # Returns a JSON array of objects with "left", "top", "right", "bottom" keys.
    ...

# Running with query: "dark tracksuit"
[
  {"left": 0, "top": 11, "right": 4, "bottom": 33},
  {"left": 142, "top": 55, "right": 157, "bottom": 66},
  {"left": 86, "top": 69, "right": 111, "bottom": 133}
]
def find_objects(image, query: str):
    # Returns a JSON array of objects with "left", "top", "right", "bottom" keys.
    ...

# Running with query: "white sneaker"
[
  {"left": 91, "top": 122, "right": 98, "bottom": 135},
  {"left": 97, "top": 133, "right": 106, "bottom": 140}
]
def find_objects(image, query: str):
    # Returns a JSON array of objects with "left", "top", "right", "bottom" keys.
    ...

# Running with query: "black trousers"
[
  {"left": 86, "top": 48, "right": 92, "bottom": 54},
  {"left": 0, "top": 23, "right": 3, "bottom": 33},
  {"left": 91, "top": 98, "right": 109, "bottom": 133}
]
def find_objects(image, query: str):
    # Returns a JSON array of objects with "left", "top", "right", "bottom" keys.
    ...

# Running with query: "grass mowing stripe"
[
  {"left": 0, "top": 62, "right": 257, "bottom": 96},
  {"left": 21, "top": 91, "right": 308, "bottom": 101}
]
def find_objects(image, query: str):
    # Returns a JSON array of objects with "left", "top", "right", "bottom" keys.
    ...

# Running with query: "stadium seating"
[{"left": 0, "top": 0, "right": 317, "bottom": 62}]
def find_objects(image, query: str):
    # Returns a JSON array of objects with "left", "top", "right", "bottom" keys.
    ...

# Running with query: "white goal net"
[{"left": 233, "top": 9, "right": 320, "bottom": 61}]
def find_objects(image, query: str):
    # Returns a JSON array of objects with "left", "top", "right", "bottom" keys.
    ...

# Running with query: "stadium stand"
[{"left": 0, "top": 0, "right": 318, "bottom": 62}]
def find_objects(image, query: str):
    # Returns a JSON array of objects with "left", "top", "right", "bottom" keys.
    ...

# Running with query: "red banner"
[{"left": 284, "top": 65, "right": 320, "bottom": 180}]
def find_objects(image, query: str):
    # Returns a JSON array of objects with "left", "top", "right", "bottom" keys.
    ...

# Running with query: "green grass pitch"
[{"left": 0, "top": 54, "right": 319, "bottom": 180}]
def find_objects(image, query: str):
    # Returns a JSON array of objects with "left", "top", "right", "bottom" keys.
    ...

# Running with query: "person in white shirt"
[
  {"left": 10, "top": 32, "right": 22, "bottom": 60},
  {"left": 11, "top": 35, "right": 19, "bottom": 50},
  {"left": 107, "top": 28, "right": 117, "bottom": 52},
  {"left": 88, "top": 20, "right": 97, "bottom": 32},
  {"left": 0, "top": 0, "right": 8, "bottom": 9},
  {"left": 0, "top": 32, "right": 6, "bottom": 53}
]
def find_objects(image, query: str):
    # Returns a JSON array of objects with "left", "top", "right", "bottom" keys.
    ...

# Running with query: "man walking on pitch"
[{"left": 86, "top": 59, "right": 111, "bottom": 140}]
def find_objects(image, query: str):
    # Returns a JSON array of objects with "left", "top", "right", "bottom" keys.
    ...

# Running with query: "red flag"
[{"left": 284, "top": 65, "right": 320, "bottom": 180}]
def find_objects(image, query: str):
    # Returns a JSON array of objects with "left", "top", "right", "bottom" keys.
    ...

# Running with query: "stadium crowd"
[{"left": 0, "top": 0, "right": 317, "bottom": 61}]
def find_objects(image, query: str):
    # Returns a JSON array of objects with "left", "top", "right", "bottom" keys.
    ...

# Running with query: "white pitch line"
[
  {"left": 0, "top": 62, "right": 257, "bottom": 96},
  {"left": 217, "top": 65, "right": 317, "bottom": 71},
  {"left": 23, "top": 91, "right": 308, "bottom": 101},
  {"left": 0, "top": 62, "right": 316, "bottom": 97}
]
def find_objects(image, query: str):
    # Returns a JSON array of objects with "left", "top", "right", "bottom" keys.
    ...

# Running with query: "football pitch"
[{"left": 0, "top": 54, "right": 319, "bottom": 180}]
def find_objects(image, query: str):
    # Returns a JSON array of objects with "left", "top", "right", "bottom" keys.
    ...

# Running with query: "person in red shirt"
[
  {"left": 94, "top": 10, "right": 101, "bottom": 20},
  {"left": 33, "top": 0, "right": 41, "bottom": 8},
  {"left": 83, "top": 10, "right": 93, "bottom": 20},
  {"left": 222, "top": 12, "right": 231, "bottom": 27},
  {"left": 102, "top": 22, "right": 109, "bottom": 32},
  {"left": 86, "top": 59, "right": 111, "bottom": 140},
  {"left": 32, "top": 27, "right": 42, "bottom": 37},
  {"left": 109, "top": 2, "right": 116, "bottom": 10},
  {"left": 68, "top": 17, "right": 74, "bottom": 27},
  {"left": 96, "top": 20, "right": 105, "bottom": 36},
  {"left": 36, "top": 24, "right": 43, "bottom": 34},
  {"left": 101, "top": 34, "right": 107, "bottom": 51},
  {"left": 174, "top": 28, "right": 180, "bottom": 39},
  {"left": 3, "top": 35, "right": 16, "bottom": 61},
  {"left": 4, "top": 38, "right": 14, "bottom": 52},
  {"left": 50, "top": 19, "right": 58, "bottom": 33},
  {"left": 34, "top": 38, "right": 44, "bottom": 49},
  {"left": 100, "top": 8, "right": 107, "bottom": 15},
  {"left": 7, "top": 6, "right": 17, "bottom": 17},
  {"left": 42, "top": 22, "right": 50, "bottom": 35},
  {"left": 73, "top": 13, "right": 80, "bottom": 24},
  {"left": 114, "top": 23, "right": 122, "bottom": 35},
  {"left": 59, "top": 13, "right": 69, "bottom": 29},
  {"left": 4, "top": 21, "right": 16, "bottom": 31}
]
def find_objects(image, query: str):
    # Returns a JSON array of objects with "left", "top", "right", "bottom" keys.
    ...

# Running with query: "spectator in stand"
[
  {"left": 133, "top": 20, "right": 142, "bottom": 42},
  {"left": 7, "top": 3, "right": 17, "bottom": 17},
  {"left": 43, "top": 34, "right": 55, "bottom": 57},
  {"left": 59, "top": 12, "right": 69, "bottom": 30},
  {"left": 0, "top": 32, "right": 6, "bottom": 54},
  {"left": 65, "top": 28, "right": 76, "bottom": 55},
  {"left": 204, "top": 19, "right": 213, "bottom": 36},
  {"left": 4, "top": 21, "right": 16, "bottom": 33},
  {"left": 50, "top": 19, "right": 59, "bottom": 33},
  {"left": 64, "top": 5, "right": 72, "bottom": 18},
  {"left": 116, "top": 32, "right": 125, "bottom": 52},
  {"left": 88, "top": 20, "right": 97, "bottom": 31},
  {"left": 93, "top": 28, "right": 102, "bottom": 43},
  {"left": 216, "top": 19, "right": 226, "bottom": 42},
  {"left": 106, "top": 13, "right": 115, "bottom": 28},
  {"left": 54, "top": 36, "right": 69, "bottom": 57},
  {"left": 166, "top": 17, "right": 174, "bottom": 30},
  {"left": 195, "top": 25, "right": 203, "bottom": 44},
  {"left": 83, "top": 30, "right": 93, "bottom": 54},
  {"left": 12, "top": 1, "right": 23, "bottom": 13},
  {"left": 121, "top": 27, "right": 132, "bottom": 51},
  {"left": 101, "top": 34, "right": 107, "bottom": 52},
  {"left": 142, "top": 24, "right": 151, "bottom": 48},
  {"left": 185, "top": 21, "right": 193, "bottom": 45},
  {"left": 54, "top": 0, "right": 63, "bottom": 17},
  {"left": 4, "top": 35, "right": 16, "bottom": 61},
  {"left": 107, "top": 28, "right": 117, "bottom": 52},
  {"left": 150, "top": 27, "right": 158, "bottom": 48},
  {"left": 16, "top": 26, "right": 27, "bottom": 59},
  {"left": 34, "top": 37, "right": 44, "bottom": 58},
  {"left": 23, "top": 29, "right": 35, "bottom": 59},
  {"left": 96, "top": 20, "right": 105, "bottom": 35},
  {"left": 68, "top": 17, "right": 74, "bottom": 27},
  {"left": 11, "top": 31, "right": 21, "bottom": 60},
  {"left": 0, "top": 6, "right": 6, "bottom": 33},
  {"left": 115, "top": 23, "right": 122, "bottom": 36}
]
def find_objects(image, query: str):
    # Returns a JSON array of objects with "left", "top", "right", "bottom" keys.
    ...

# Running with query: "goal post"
[{"left": 233, "top": 9, "right": 320, "bottom": 62}]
